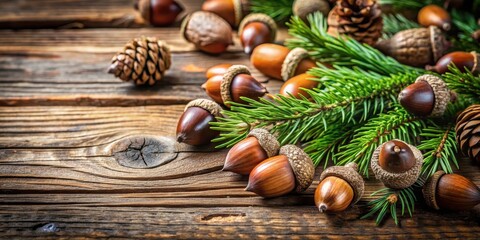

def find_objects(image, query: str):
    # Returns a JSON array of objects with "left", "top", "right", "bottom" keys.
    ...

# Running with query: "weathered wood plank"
[{"left": 0, "top": 0, "right": 201, "bottom": 29}]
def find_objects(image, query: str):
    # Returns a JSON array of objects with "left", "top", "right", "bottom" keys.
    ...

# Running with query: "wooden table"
[{"left": 1, "top": 1, "right": 479, "bottom": 239}]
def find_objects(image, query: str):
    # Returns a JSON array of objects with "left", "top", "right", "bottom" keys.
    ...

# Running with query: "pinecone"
[
  {"left": 108, "top": 37, "right": 171, "bottom": 86},
  {"left": 456, "top": 104, "right": 480, "bottom": 163},
  {"left": 327, "top": 0, "right": 383, "bottom": 45}
]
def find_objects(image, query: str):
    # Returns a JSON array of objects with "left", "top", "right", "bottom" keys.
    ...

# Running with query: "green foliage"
[
  {"left": 286, "top": 13, "right": 421, "bottom": 76},
  {"left": 378, "top": 0, "right": 440, "bottom": 10},
  {"left": 382, "top": 14, "right": 420, "bottom": 38},
  {"left": 362, "top": 187, "right": 417, "bottom": 226},
  {"left": 450, "top": 10, "right": 480, "bottom": 52},
  {"left": 417, "top": 125, "right": 458, "bottom": 176},
  {"left": 336, "top": 107, "right": 427, "bottom": 176},
  {"left": 251, "top": 0, "right": 294, "bottom": 22},
  {"left": 443, "top": 65, "right": 480, "bottom": 101}
]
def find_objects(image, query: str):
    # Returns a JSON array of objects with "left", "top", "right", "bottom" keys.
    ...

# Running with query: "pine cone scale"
[{"left": 456, "top": 105, "right": 480, "bottom": 163}]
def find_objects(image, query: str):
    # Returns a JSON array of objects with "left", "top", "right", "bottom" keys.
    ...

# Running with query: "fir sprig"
[
  {"left": 251, "top": 0, "right": 294, "bottom": 22},
  {"left": 378, "top": 0, "right": 440, "bottom": 10},
  {"left": 450, "top": 10, "right": 480, "bottom": 52},
  {"left": 336, "top": 107, "right": 427, "bottom": 176},
  {"left": 443, "top": 66, "right": 480, "bottom": 100},
  {"left": 382, "top": 14, "right": 420, "bottom": 38},
  {"left": 286, "top": 13, "right": 421, "bottom": 76},
  {"left": 417, "top": 125, "right": 458, "bottom": 176},
  {"left": 361, "top": 187, "right": 417, "bottom": 226}
]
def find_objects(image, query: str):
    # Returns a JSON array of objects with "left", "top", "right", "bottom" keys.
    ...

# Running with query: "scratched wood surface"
[{"left": 0, "top": 1, "right": 480, "bottom": 239}]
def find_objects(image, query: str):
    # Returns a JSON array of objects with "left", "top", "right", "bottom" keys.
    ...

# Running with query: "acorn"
[
  {"left": 201, "top": 0, "right": 250, "bottom": 27},
  {"left": 371, "top": 139, "right": 423, "bottom": 189},
  {"left": 398, "top": 74, "right": 453, "bottom": 118},
  {"left": 181, "top": 11, "right": 234, "bottom": 54},
  {"left": 418, "top": 4, "right": 451, "bottom": 31},
  {"left": 223, "top": 128, "right": 280, "bottom": 175},
  {"left": 202, "top": 65, "right": 267, "bottom": 106},
  {"left": 315, "top": 163, "right": 364, "bottom": 213},
  {"left": 293, "top": 0, "right": 331, "bottom": 22},
  {"left": 280, "top": 73, "right": 318, "bottom": 99},
  {"left": 375, "top": 26, "right": 449, "bottom": 67},
  {"left": 238, "top": 13, "right": 277, "bottom": 54},
  {"left": 251, "top": 43, "right": 316, "bottom": 81},
  {"left": 426, "top": 51, "right": 480, "bottom": 74},
  {"left": 176, "top": 99, "right": 222, "bottom": 146},
  {"left": 205, "top": 63, "right": 233, "bottom": 79},
  {"left": 423, "top": 171, "right": 480, "bottom": 211},
  {"left": 246, "top": 145, "right": 315, "bottom": 198},
  {"left": 135, "top": 0, "right": 184, "bottom": 26}
]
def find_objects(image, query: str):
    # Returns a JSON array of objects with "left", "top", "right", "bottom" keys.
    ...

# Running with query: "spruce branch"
[
  {"left": 251, "top": 0, "right": 294, "bottom": 22},
  {"left": 450, "top": 10, "right": 480, "bottom": 52},
  {"left": 418, "top": 125, "right": 458, "bottom": 177},
  {"left": 442, "top": 65, "right": 480, "bottom": 100},
  {"left": 378, "top": 0, "right": 439, "bottom": 10},
  {"left": 286, "top": 13, "right": 421, "bottom": 76},
  {"left": 382, "top": 14, "right": 420, "bottom": 39},
  {"left": 361, "top": 187, "right": 417, "bottom": 226},
  {"left": 336, "top": 107, "right": 428, "bottom": 176}
]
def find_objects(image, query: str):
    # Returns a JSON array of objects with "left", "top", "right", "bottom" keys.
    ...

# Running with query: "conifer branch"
[
  {"left": 286, "top": 13, "right": 421, "bottom": 76},
  {"left": 382, "top": 14, "right": 420, "bottom": 39},
  {"left": 442, "top": 65, "right": 480, "bottom": 101},
  {"left": 418, "top": 125, "right": 458, "bottom": 177},
  {"left": 450, "top": 10, "right": 480, "bottom": 52},
  {"left": 251, "top": 0, "right": 294, "bottom": 22},
  {"left": 378, "top": 0, "right": 439, "bottom": 10}
]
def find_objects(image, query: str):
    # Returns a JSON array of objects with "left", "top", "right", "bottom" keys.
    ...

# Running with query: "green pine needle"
[
  {"left": 417, "top": 125, "right": 458, "bottom": 176},
  {"left": 286, "top": 13, "right": 422, "bottom": 76},
  {"left": 442, "top": 65, "right": 480, "bottom": 101},
  {"left": 450, "top": 10, "right": 480, "bottom": 52},
  {"left": 378, "top": 0, "right": 440, "bottom": 10},
  {"left": 382, "top": 14, "right": 420, "bottom": 39},
  {"left": 251, "top": 0, "right": 294, "bottom": 22},
  {"left": 361, "top": 187, "right": 417, "bottom": 226}
]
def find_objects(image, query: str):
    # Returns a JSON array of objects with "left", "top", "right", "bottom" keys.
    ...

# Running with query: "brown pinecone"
[
  {"left": 108, "top": 37, "right": 171, "bottom": 86},
  {"left": 456, "top": 104, "right": 480, "bottom": 163},
  {"left": 327, "top": 0, "right": 383, "bottom": 45}
]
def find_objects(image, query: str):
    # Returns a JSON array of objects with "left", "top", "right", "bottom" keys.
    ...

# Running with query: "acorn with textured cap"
[
  {"left": 398, "top": 74, "right": 454, "bottom": 118},
  {"left": 315, "top": 163, "right": 364, "bottom": 213},
  {"left": 134, "top": 0, "right": 183, "bottom": 26},
  {"left": 251, "top": 43, "right": 316, "bottom": 81},
  {"left": 246, "top": 145, "right": 315, "bottom": 198},
  {"left": 238, "top": 13, "right": 277, "bottom": 54},
  {"left": 223, "top": 128, "right": 280, "bottom": 175},
  {"left": 202, "top": 65, "right": 267, "bottom": 106},
  {"left": 375, "top": 26, "right": 449, "bottom": 67},
  {"left": 371, "top": 139, "right": 423, "bottom": 189},
  {"left": 201, "top": 0, "right": 250, "bottom": 27},
  {"left": 176, "top": 99, "right": 222, "bottom": 146},
  {"left": 108, "top": 37, "right": 171, "bottom": 86},
  {"left": 181, "top": 11, "right": 234, "bottom": 54}
]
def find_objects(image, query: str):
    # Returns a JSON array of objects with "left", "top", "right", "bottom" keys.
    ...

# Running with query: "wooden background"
[{"left": 0, "top": 0, "right": 479, "bottom": 239}]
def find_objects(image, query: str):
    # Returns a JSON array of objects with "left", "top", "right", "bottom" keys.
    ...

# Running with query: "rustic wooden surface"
[{"left": 0, "top": 1, "right": 480, "bottom": 239}]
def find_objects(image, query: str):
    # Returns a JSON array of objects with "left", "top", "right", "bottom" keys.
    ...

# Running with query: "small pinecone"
[
  {"left": 108, "top": 37, "right": 171, "bottom": 86},
  {"left": 456, "top": 104, "right": 480, "bottom": 163},
  {"left": 327, "top": 0, "right": 383, "bottom": 45}
]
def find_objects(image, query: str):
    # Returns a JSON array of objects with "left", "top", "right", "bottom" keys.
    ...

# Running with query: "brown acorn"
[
  {"left": 315, "top": 163, "right": 364, "bottom": 213},
  {"left": 238, "top": 13, "right": 277, "bottom": 54},
  {"left": 176, "top": 99, "right": 222, "bottom": 146},
  {"left": 398, "top": 74, "right": 453, "bottom": 117},
  {"left": 371, "top": 139, "right": 423, "bottom": 189},
  {"left": 201, "top": 0, "right": 250, "bottom": 27},
  {"left": 418, "top": 4, "right": 451, "bottom": 31},
  {"left": 246, "top": 145, "right": 315, "bottom": 198},
  {"left": 223, "top": 128, "right": 280, "bottom": 175},
  {"left": 181, "top": 11, "right": 234, "bottom": 54},
  {"left": 423, "top": 171, "right": 480, "bottom": 211},
  {"left": 375, "top": 26, "right": 449, "bottom": 67},
  {"left": 293, "top": 0, "right": 330, "bottom": 22},
  {"left": 135, "top": 0, "right": 184, "bottom": 26},
  {"left": 205, "top": 63, "right": 233, "bottom": 79},
  {"left": 203, "top": 65, "right": 267, "bottom": 106},
  {"left": 280, "top": 73, "right": 318, "bottom": 99},
  {"left": 426, "top": 51, "right": 480, "bottom": 74},
  {"left": 251, "top": 43, "right": 316, "bottom": 81}
]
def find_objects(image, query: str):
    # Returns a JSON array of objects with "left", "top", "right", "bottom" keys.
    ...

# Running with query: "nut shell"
[
  {"left": 371, "top": 139, "right": 423, "bottom": 189},
  {"left": 319, "top": 162, "right": 364, "bottom": 205},
  {"left": 220, "top": 65, "right": 251, "bottom": 104},
  {"left": 279, "top": 145, "right": 315, "bottom": 192},
  {"left": 415, "top": 74, "right": 451, "bottom": 117},
  {"left": 248, "top": 128, "right": 280, "bottom": 158},
  {"left": 239, "top": 13, "right": 277, "bottom": 43},
  {"left": 281, "top": 48, "right": 310, "bottom": 81}
]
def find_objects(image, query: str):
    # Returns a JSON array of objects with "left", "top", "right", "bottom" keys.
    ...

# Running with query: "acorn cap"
[
  {"left": 135, "top": 0, "right": 150, "bottom": 23},
  {"left": 281, "top": 48, "right": 310, "bottom": 81},
  {"left": 430, "top": 26, "right": 449, "bottom": 63},
  {"left": 320, "top": 162, "right": 365, "bottom": 205},
  {"left": 247, "top": 128, "right": 280, "bottom": 158},
  {"left": 185, "top": 98, "right": 223, "bottom": 118},
  {"left": 238, "top": 13, "right": 277, "bottom": 42},
  {"left": 220, "top": 65, "right": 251, "bottom": 105},
  {"left": 279, "top": 145, "right": 315, "bottom": 192},
  {"left": 371, "top": 139, "right": 423, "bottom": 189},
  {"left": 471, "top": 51, "right": 480, "bottom": 73},
  {"left": 415, "top": 74, "right": 451, "bottom": 117},
  {"left": 233, "top": 0, "right": 248, "bottom": 26},
  {"left": 422, "top": 170, "right": 446, "bottom": 210}
]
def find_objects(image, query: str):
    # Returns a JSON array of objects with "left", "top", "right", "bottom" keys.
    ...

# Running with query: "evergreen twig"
[
  {"left": 251, "top": 0, "right": 294, "bottom": 22},
  {"left": 382, "top": 14, "right": 420, "bottom": 39},
  {"left": 417, "top": 125, "right": 458, "bottom": 176},
  {"left": 450, "top": 10, "right": 480, "bottom": 52},
  {"left": 443, "top": 65, "right": 480, "bottom": 101},
  {"left": 378, "top": 0, "right": 439, "bottom": 10}
]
